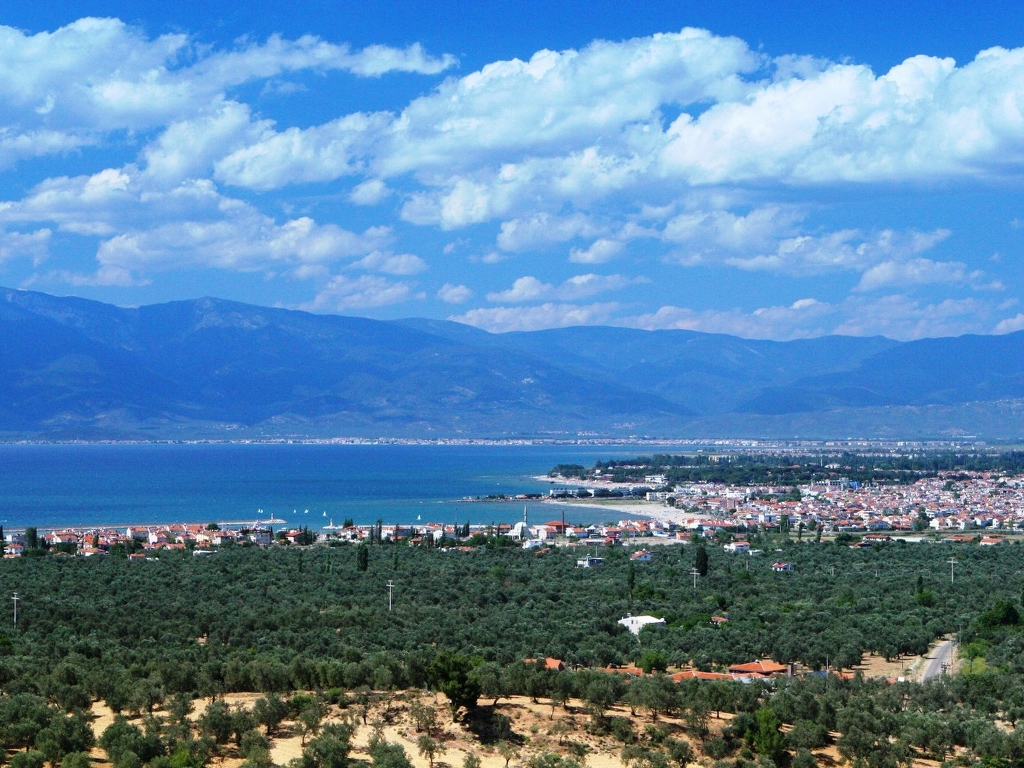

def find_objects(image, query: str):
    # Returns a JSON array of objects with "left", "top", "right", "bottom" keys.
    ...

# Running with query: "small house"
[{"left": 618, "top": 613, "right": 666, "bottom": 636}]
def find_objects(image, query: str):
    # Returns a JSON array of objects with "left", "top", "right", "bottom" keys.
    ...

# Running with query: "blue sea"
[{"left": 0, "top": 443, "right": 680, "bottom": 530}]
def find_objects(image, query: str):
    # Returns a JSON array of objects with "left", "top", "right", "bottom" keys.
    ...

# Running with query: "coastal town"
[
  {"left": 540, "top": 466, "right": 1024, "bottom": 544},
  {"left": 7, "top": 465, "right": 1024, "bottom": 557}
]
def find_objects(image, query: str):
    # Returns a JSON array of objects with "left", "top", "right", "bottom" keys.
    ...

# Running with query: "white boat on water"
[{"left": 323, "top": 518, "right": 343, "bottom": 530}]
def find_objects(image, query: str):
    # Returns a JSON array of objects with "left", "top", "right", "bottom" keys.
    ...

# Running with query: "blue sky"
[{"left": 1, "top": 1, "right": 1024, "bottom": 339}]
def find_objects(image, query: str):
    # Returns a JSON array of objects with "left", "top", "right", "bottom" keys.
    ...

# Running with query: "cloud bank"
[{"left": 0, "top": 19, "right": 1022, "bottom": 338}]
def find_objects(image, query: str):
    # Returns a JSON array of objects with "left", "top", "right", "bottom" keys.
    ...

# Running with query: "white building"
[{"left": 618, "top": 613, "right": 666, "bottom": 636}]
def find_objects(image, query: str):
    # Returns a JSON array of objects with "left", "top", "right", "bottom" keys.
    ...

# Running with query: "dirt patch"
[
  {"left": 848, "top": 652, "right": 913, "bottom": 681},
  {"left": 87, "top": 691, "right": 707, "bottom": 768},
  {"left": 82, "top": 664, "right": 944, "bottom": 768}
]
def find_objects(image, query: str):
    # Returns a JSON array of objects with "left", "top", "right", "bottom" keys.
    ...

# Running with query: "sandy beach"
[
  {"left": 535, "top": 474, "right": 716, "bottom": 526},
  {"left": 540, "top": 496, "right": 714, "bottom": 526}
]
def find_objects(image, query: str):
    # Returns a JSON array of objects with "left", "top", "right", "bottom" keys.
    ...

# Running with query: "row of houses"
[
  {"left": 4, "top": 523, "right": 278, "bottom": 557},
  {"left": 530, "top": 651, "right": 794, "bottom": 683}
]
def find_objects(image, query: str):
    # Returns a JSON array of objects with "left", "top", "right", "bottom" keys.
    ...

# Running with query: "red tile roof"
[{"left": 727, "top": 660, "right": 789, "bottom": 676}]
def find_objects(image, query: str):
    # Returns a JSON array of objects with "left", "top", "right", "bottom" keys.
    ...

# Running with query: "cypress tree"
[{"left": 695, "top": 544, "right": 709, "bottom": 577}]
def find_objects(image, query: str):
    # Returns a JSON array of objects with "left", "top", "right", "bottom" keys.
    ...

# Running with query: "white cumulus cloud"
[
  {"left": 486, "top": 273, "right": 644, "bottom": 303},
  {"left": 855, "top": 257, "right": 981, "bottom": 291},
  {"left": 353, "top": 250, "right": 427, "bottom": 275},
  {"left": 380, "top": 29, "right": 759, "bottom": 177},
  {"left": 346, "top": 42, "right": 456, "bottom": 77},
  {"left": 622, "top": 294, "right": 1004, "bottom": 341},
  {"left": 569, "top": 238, "right": 624, "bottom": 264},
  {"left": 0, "top": 18, "right": 454, "bottom": 170},
  {"left": 204, "top": 30, "right": 1024, "bottom": 214},
  {"left": 450, "top": 302, "right": 621, "bottom": 332},
  {"left": 994, "top": 314, "right": 1024, "bottom": 334},
  {"left": 624, "top": 299, "right": 836, "bottom": 340},
  {"left": 437, "top": 283, "right": 474, "bottom": 304},
  {"left": 349, "top": 179, "right": 391, "bottom": 206},
  {"left": 0, "top": 163, "right": 394, "bottom": 285},
  {"left": 299, "top": 274, "right": 421, "bottom": 311},
  {"left": 496, "top": 212, "right": 600, "bottom": 252},
  {"left": 214, "top": 112, "right": 390, "bottom": 190},
  {"left": 662, "top": 205, "right": 804, "bottom": 253},
  {"left": 723, "top": 228, "right": 951, "bottom": 276},
  {"left": 486, "top": 276, "right": 551, "bottom": 302},
  {"left": 0, "top": 228, "right": 51, "bottom": 264}
]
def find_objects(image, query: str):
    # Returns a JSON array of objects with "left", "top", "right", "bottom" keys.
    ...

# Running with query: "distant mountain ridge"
[{"left": 4, "top": 287, "right": 1024, "bottom": 440}]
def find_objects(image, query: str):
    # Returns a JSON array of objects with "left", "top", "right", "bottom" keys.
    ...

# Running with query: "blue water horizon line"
[{"left": 0, "top": 442, "right": 671, "bottom": 530}]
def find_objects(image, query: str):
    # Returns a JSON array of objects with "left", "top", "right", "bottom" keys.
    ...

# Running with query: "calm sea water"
[{"left": 0, "top": 443, "right": 674, "bottom": 530}]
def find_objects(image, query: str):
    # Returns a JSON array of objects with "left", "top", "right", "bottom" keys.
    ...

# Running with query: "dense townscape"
[{"left": 547, "top": 452, "right": 1024, "bottom": 540}]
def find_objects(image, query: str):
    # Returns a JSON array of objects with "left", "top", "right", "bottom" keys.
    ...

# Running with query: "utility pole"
[
  {"left": 386, "top": 580, "right": 394, "bottom": 612},
  {"left": 689, "top": 567, "right": 700, "bottom": 590},
  {"left": 947, "top": 557, "right": 958, "bottom": 584},
  {"left": 11, "top": 592, "right": 18, "bottom": 628}
]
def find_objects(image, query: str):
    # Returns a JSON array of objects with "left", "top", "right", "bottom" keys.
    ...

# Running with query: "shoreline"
[
  {"left": 540, "top": 497, "right": 714, "bottom": 526},
  {"left": 3, "top": 499, "right": 691, "bottom": 537},
  {"left": 3, "top": 474, "right": 694, "bottom": 538},
  {"left": 535, "top": 473, "right": 719, "bottom": 526}
]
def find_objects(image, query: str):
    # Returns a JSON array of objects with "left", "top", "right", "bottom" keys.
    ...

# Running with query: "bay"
[{"left": 0, "top": 442, "right": 676, "bottom": 530}]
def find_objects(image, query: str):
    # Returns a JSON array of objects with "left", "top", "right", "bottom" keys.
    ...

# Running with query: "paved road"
[{"left": 920, "top": 638, "right": 956, "bottom": 681}]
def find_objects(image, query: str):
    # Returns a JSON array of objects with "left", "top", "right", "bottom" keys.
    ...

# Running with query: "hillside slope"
[{"left": 5, "top": 288, "right": 1024, "bottom": 439}]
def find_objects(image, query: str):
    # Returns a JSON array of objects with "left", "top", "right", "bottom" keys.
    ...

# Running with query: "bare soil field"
[{"left": 77, "top": 643, "right": 952, "bottom": 768}]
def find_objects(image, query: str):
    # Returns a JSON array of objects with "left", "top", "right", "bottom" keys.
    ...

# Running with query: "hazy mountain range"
[{"left": 4, "top": 287, "right": 1024, "bottom": 441}]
